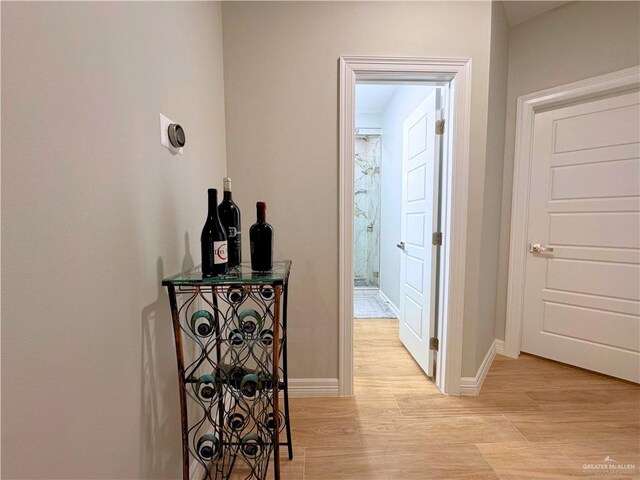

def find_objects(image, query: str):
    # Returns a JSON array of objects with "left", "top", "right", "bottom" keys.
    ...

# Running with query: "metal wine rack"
[{"left": 162, "top": 261, "right": 293, "bottom": 480}]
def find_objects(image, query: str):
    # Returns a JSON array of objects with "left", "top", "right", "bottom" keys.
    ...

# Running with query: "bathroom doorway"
[
  {"left": 352, "top": 81, "right": 444, "bottom": 378},
  {"left": 353, "top": 128, "right": 395, "bottom": 318},
  {"left": 339, "top": 56, "right": 472, "bottom": 396}
]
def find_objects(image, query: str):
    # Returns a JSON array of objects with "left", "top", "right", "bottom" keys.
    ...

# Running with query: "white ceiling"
[
  {"left": 503, "top": 1, "right": 571, "bottom": 26},
  {"left": 355, "top": 84, "right": 399, "bottom": 114},
  {"left": 356, "top": 84, "right": 437, "bottom": 114}
]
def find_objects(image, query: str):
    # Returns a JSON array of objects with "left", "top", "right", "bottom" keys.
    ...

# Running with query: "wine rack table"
[{"left": 162, "top": 261, "right": 293, "bottom": 480}]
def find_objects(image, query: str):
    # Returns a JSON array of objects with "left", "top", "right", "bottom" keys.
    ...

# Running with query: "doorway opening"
[
  {"left": 339, "top": 57, "right": 472, "bottom": 396},
  {"left": 353, "top": 82, "right": 446, "bottom": 388}
]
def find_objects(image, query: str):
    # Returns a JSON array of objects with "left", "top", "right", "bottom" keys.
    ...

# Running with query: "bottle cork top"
[{"left": 223, "top": 177, "right": 232, "bottom": 192}]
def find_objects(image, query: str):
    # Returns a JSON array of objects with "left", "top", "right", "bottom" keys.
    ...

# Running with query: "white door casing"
[
  {"left": 506, "top": 66, "right": 640, "bottom": 383},
  {"left": 399, "top": 91, "right": 439, "bottom": 376},
  {"left": 339, "top": 56, "right": 472, "bottom": 396}
]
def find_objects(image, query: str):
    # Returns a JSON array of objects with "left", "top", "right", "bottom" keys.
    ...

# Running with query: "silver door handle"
[
  {"left": 397, "top": 242, "right": 405, "bottom": 250},
  {"left": 530, "top": 243, "right": 554, "bottom": 254}
]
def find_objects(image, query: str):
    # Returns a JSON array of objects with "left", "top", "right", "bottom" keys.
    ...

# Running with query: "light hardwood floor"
[{"left": 266, "top": 319, "right": 640, "bottom": 479}]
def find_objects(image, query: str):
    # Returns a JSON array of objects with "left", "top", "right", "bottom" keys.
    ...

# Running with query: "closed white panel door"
[
  {"left": 522, "top": 89, "right": 640, "bottom": 382},
  {"left": 399, "top": 91, "right": 438, "bottom": 376}
]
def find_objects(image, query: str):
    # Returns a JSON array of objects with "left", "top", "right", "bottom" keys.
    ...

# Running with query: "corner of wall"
[
  {"left": 460, "top": 338, "right": 498, "bottom": 395},
  {"left": 467, "top": 0, "right": 510, "bottom": 374}
]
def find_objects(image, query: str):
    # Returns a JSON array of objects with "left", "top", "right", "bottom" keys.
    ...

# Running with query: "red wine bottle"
[
  {"left": 250, "top": 202, "right": 273, "bottom": 271},
  {"left": 201, "top": 188, "right": 228, "bottom": 277},
  {"left": 218, "top": 177, "right": 242, "bottom": 268}
]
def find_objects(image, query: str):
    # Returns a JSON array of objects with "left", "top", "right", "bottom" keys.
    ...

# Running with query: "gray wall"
[
  {"left": 472, "top": 1, "right": 510, "bottom": 369},
  {"left": 494, "top": 1, "right": 640, "bottom": 340},
  {"left": 1, "top": 2, "right": 227, "bottom": 478},
  {"left": 221, "top": 1, "right": 495, "bottom": 379}
]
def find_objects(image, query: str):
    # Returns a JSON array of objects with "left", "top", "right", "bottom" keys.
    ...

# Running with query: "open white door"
[{"left": 399, "top": 90, "right": 440, "bottom": 377}]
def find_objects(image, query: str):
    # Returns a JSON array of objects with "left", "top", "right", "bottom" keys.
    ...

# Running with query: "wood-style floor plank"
[
  {"left": 523, "top": 388, "right": 640, "bottom": 413},
  {"left": 357, "top": 414, "right": 527, "bottom": 446},
  {"left": 504, "top": 410, "right": 640, "bottom": 444},
  {"left": 477, "top": 442, "right": 640, "bottom": 480},
  {"left": 354, "top": 375, "right": 439, "bottom": 396},
  {"left": 484, "top": 355, "right": 639, "bottom": 393},
  {"left": 288, "top": 415, "right": 360, "bottom": 448},
  {"left": 229, "top": 449, "right": 306, "bottom": 480},
  {"left": 304, "top": 445, "right": 499, "bottom": 479},
  {"left": 283, "top": 319, "right": 640, "bottom": 479},
  {"left": 289, "top": 395, "right": 401, "bottom": 419},
  {"left": 394, "top": 391, "right": 542, "bottom": 416}
]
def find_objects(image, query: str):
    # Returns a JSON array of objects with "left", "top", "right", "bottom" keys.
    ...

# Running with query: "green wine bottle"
[
  {"left": 229, "top": 328, "right": 244, "bottom": 347},
  {"left": 238, "top": 308, "right": 264, "bottom": 335},
  {"left": 241, "top": 433, "right": 263, "bottom": 459},
  {"left": 226, "top": 285, "right": 246, "bottom": 304},
  {"left": 190, "top": 310, "right": 214, "bottom": 338},
  {"left": 227, "top": 412, "right": 246, "bottom": 431},
  {"left": 259, "top": 329, "right": 274, "bottom": 346},
  {"left": 196, "top": 374, "right": 218, "bottom": 402},
  {"left": 240, "top": 373, "right": 262, "bottom": 398},
  {"left": 197, "top": 434, "right": 220, "bottom": 461}
]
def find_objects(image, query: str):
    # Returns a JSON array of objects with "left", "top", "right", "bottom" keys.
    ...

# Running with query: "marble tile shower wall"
[{"left": 354, "top": 135, "right": 381, "bottom": 287}]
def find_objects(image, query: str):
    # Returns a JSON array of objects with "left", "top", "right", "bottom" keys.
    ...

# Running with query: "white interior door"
[
  {"left": 399, "top": 91, "right": 439, "bottom": 377},
  {"left": 522, "top": 89, "right": 640, "bottom": 382}
]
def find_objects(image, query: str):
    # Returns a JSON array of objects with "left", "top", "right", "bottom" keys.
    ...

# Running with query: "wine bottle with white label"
[
  {"left": 201, "top": 188, "right": 228, "bottom": 276},
  {"left": 218, "top": 177, "right": 242, "bottom": 268}
]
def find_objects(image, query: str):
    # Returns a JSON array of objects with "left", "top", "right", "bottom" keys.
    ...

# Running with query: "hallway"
[{"left": 264, "top": 319, "right": 640, "bottom": 479}]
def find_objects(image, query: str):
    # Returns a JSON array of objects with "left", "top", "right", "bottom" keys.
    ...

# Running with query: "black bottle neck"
[
  {"left": 208, "top": 189, "right": 220, "bottom": 219},
  {"left": 256, "top": 204, "right": 266, "bottom": 223},
  {"left": 223, "top": 191, "right": 232, "bottom": 201}
]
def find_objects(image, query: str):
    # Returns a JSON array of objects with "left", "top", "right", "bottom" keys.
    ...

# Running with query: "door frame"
[
  {"left": 338, "top": 56, "right": 472, "bottom": 396},
  {"left": 504, "top": 65, "right": 640, "bottom": 358}
]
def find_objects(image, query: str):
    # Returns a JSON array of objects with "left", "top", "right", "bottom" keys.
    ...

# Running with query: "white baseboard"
[
  {"left": 354, "top": 287, "right": 378, "bottom": 294},
  {"left": 495, "top": 339, "right": 505, "bottom": 355},
  {"left": 459, "top": 339, "right": 497, "bottom": 396},
  {"left": 378, "top": 290, "right": 400, "bottom": 318},
  {"left": 288, "top": 378, "right": 339, "bottom": 397}
]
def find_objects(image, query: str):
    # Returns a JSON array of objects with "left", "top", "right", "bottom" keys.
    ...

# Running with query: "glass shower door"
[{"left": 354, "top": 134, "right": 381, "bottom": 288}]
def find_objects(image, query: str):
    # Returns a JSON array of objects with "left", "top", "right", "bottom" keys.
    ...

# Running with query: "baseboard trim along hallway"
[
  {"left": 378, "top": 290, "right": 400, "bottom": 318},
  {"left": 460, "top": 339, "right": 499, "bottom": 396},
  {"left": 288, "top": 378, "right": 339, "bottom": 397}
]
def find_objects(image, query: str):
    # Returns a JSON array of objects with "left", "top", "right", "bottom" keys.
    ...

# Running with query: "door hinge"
[
  {"left": 432, "top": 232, "right": 442, "bottom": 246},
  {"left": 429, "top": 337, "right": 439, "bottom": 351},
  {"left": 435, "top": 119, "right": 445, "bottom": 135}
]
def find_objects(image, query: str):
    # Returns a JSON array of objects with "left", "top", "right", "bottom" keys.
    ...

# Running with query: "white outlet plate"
[{"left": 160, "top": 113, "right": 183, "bottom": 155}]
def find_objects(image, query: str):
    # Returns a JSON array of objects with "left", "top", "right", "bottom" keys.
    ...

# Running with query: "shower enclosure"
[{"left": 353, "top": 134, "right": 381, "bottom": 287}]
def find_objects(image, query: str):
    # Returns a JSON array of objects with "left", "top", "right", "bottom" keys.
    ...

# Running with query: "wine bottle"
[
  {"left": 218, "top": 177, "right": 242, "bottom": 268},
  {"left": 201, "top": 188, "right": 228, "bottom": 277},
  {"left": 240, "top": 373, "right": 262, "bottom": 397},
  {"left": 241, "top": 433, "right": 263, "bottom": 458},
  {"left": 196, "top": 374, "right": 219, "bottom": 402},
  {"left": 264, "top": 412, "right": 278, "bottom": 431},
  {"left": 227, "top": 412, "right": 246, "bottom": 431},
  {"left": 197, "top": 434, "right": 220, "bottom": 460},
  {"left": 226, "top": 365, "right": 247, "bottom": 390},
  {"left": 191, "top": 310, "right": 214, "bottom": 338},
  {"left": 249, "top": 202, "right": 273, "bottom": 271},
  {"left": 239, "top": 308, "right": 264, "bottom": 335}
]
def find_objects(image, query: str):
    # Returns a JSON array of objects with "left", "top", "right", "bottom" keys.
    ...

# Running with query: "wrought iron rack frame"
[{"left": 163, "top": 266, "right": 293, "bottom": 480}]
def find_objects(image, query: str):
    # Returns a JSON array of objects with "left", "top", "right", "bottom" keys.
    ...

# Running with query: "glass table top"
[{"left": 162, "top": 260, "right": 292, "bottom": 286}]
